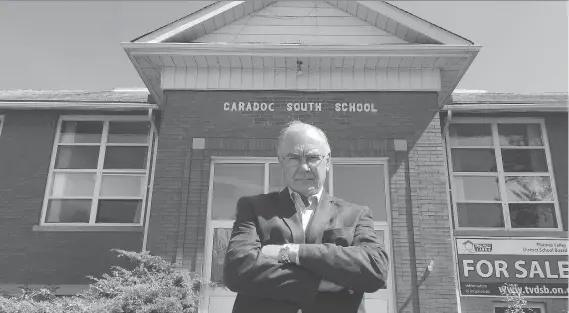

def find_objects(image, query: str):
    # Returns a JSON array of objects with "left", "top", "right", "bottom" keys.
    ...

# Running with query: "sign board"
[
  {"left": 456, "top": 238, "right": 568, "bottom": 298},
  {"left": 223, "top": 101, "right": 379, "bottom": 113}
]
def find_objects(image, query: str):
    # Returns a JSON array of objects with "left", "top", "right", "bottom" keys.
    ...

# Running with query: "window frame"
[
  {"left": 0, "top": 115, "right": 4, "bottom": 138},
  {"left": 493, "top": 301, "right": 546, "bottom": 313},
  {"left": 202, "top": 157, "right": 394, "bottom": 313},
  {"left": 446, "top": 117, "right": 562, "bottom": 231},
  {"left": 39, "top": 115, "right": 155, "bottom": 227}
]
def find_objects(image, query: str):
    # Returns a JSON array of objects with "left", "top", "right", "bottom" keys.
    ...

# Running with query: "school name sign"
[
  {"left": 223, "top": 101, "right": 379, "bottom": 113},
  {"left": 456, "top": 238, "right": 569, "bottom": 298}
]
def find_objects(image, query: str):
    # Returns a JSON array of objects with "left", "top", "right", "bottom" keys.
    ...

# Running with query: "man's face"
[{"left": 278, "top": 128, "right": 330, "bottom": 197}]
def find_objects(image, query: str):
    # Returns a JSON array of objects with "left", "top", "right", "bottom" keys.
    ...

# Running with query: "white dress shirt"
[
  {"left": 289, "top": 187, "right": 323, "bottom": 231},
  {"left": 287, "top": 188, "right": 324, "bottom": 313},
  {"left": 286, "top": 187, "right": 323, "bottom": 265}
]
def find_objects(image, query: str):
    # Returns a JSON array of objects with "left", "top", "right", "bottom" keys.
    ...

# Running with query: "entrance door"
[
  {"left": 330, "top": 159, "right": 394, "bottom": 313},
  {"left": 201, "top": 158, "right": 394, "bottom": 313}
]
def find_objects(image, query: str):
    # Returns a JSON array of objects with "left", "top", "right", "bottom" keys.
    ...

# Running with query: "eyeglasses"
[{"left": 280, "top": 153, "right": 328, "bottom": 168}]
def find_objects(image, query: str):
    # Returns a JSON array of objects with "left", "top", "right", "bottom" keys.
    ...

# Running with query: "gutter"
[
  {"left": 0, "top": 101, "right": 159, "bottom": 110},
  {"left": 122, "top": 42, "right": 482, "bottom": 57},
  {"left": 443, "top": 103, "right": 568, "bottom": 113}
]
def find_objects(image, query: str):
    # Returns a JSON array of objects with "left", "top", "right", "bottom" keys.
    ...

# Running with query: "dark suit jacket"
[{"left": 223, "top": 188, "right": 389, "bottom": 313}]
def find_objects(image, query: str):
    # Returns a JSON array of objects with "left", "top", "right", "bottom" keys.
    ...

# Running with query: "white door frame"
[{"left": 200, "top": 157, "right": 395, "bottom": 313}]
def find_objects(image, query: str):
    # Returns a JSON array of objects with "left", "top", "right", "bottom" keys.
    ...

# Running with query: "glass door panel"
[
  {"left": 332, "top": 164, "right": 387, "bottom": 221},
  {"left": 202, "top": 223, "right": 235, "bottom": 313},
  {"left": 365, "top": 226, "right": 392, "bottom": 313},
  {"left": 210, "top": 228, "right": 232, "bottom": 285},
  {"left": 211, "top": 164, "right": 264, "bottom": 220}
]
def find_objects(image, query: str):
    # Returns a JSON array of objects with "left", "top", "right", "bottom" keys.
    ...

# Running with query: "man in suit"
[{"left": 223, "top": 121, "right": 389, "bottom": 313}]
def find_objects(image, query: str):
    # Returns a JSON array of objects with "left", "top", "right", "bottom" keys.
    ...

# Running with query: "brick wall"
[
  {"left": 0, "top": 110, "right": 143, "bottom": 286},
  {"left": 149, "top": 90, "right": 457, "bottom": 312}
]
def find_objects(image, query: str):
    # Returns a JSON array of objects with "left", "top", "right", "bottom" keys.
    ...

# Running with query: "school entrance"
[{"left": 200, "top": 157, "right": 395, "bottom": 313}]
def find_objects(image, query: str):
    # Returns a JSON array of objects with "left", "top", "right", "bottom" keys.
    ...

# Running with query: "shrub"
[{"left": 0, "top": 250, "right": 210, "bottom": 313}]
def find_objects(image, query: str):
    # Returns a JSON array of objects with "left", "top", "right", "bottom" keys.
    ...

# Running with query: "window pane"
[
  {"left": 509, "top": 203, "right": 558, "bottom": 228},
  {"left": 449, "top": 124, "right": 492, "bottom": 146},
  {"left": 96, "top": 200, "right": 142, "bottom": 223},
  {"left": 51, "top": 173, "right": 96, "bottom": 197},
  {"left": 451, "top": 149, "right": 497, "bottom": 172},
  {"left": 374, "top": 230, "right": 384, "bottom": 244},
  {"left": 59, "top": 121, "right": 103, "bottom": 144},
  {"left": 100, "top": 175, "right": 145, "bottom": 197},
  {"left": 211, "top": 164, "right": 264, "bottom": 220},
  {"left": 501, "top": 149, "right": 547, "bottom": 172},
  {"left": 45, "top": 199, "right": 91, "bottom": 223},
  {"left": 211, "top": 228, "right": 232, "bottom": 285},
  {"left": 107, "top": 122, "right": 150, "bottom": 144},
  {"left": 457, "top": 203, "right": 504, "bottom": 228},
  {"left": 454, "top": 176, "right": 500, "bottom": 201},
  {"left": 505, "top": 176, "right": 553, "bottom": 201},
  {"left": 103, "top": 146, "right": 148, "bottom": 169},
  {"left": 55, "top": 146, "right": 100, "bottom": 169},
  {"left": 498, "top": 124, "right": 543, "bottom": 147},
  {"left": 269, "top": 163, "right": 284, "bottom": 193},
  {"left": 333, "top": 164, "right": 386, "bottom": 221}
]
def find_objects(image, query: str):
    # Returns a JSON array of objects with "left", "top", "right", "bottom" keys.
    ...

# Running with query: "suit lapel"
[
  {"left": 305, "top": 192, "right": 336, "bottom": 244},
  {"left": 277, "top": 188, "right": 305, "bottom": 244}
]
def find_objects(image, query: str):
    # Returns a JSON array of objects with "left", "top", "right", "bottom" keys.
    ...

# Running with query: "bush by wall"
[{"left": 0, "top": 250, "right": 210, "bottom": 313}]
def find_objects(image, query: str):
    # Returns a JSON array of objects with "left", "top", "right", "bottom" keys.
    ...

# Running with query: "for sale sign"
[{"left": 456, "top": 238, "right": 569, "bottom": 298}]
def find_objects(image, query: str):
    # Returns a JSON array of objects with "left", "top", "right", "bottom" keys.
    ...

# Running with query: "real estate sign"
[{"left": 456, "top": 238, "right": 569, "bottom": 298}]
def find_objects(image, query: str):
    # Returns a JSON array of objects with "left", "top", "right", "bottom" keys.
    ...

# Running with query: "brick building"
[{"left": 0, "top": 2, "right": 567, "bottom": 313}]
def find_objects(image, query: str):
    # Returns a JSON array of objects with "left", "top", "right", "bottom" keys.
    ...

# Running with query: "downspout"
[
  {"left": 403, "top": 150, "right": 421, "bottom": 313},
  {"left": 142, "top": 108, "right": 159, "bottom": 252},
  {"left": 441, "top": 109, "right": 463, "bottom": 313},
  {"left": 395, "top": 139, "right": 421, "bottom": 313}
]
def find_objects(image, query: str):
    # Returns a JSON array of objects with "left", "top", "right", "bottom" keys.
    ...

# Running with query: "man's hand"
[
  {"left": 261, "top": 245, "right": 282, "bottom": 261},
  {"left": 318, "top": 280, "right": 345, "bottom": 292},
  {"left": 261, "top": 245, "right": 345, "bottom": 293}
]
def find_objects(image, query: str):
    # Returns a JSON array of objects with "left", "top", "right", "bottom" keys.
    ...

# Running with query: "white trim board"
[
  {"left": 0, "top": 102, "right": 157, "bottom": 110},
  {"left": 160, "top": 67, "right": 441, "bottom": 91}
]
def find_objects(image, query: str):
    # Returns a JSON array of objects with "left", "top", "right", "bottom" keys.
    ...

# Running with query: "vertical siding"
[
  {"left": 161, "top": 67, "right": 442, "bottom": 91},
  {"left": 194, "top": 1, "right": 407, "bottom": 45}
]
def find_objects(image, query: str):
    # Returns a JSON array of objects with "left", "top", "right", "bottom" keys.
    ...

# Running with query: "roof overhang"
[
  {"left": 122, "top": 42, "right": 480, "bottom": 107},
  {"left": 125, "top": 0, "right": 480, "bottom": 108},
  {"left": 443, "top": 103, "right": 569, "bottom": 113},
  {"left": 0, "top": 101, "right": 158, "bottom": 110}
]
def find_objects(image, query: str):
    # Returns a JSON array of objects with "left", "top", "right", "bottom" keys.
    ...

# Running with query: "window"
[
  {"left": 40, "top": 116, "right": 154, "bottom": 226},
  {"left": 494, "top": 302, "right": 545, "bottom": 313},
  {"left": 447, "top": 119, "right": 561, "bottom": 230}
]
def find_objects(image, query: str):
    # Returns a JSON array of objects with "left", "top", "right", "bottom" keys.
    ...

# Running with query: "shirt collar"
[{"left": 288, "top": 187, "right": 323, "bottom": 206}]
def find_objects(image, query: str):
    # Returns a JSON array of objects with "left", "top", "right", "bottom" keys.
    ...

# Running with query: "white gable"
[
  {"left": 125, "top": 0, "right": 479, "bottom": 106},
  {"left": 193, "top": 1, "right": 407, "bottom": 45}
]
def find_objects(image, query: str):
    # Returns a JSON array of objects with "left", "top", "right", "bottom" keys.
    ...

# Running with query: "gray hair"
[{"left": 277, "top": 120, "right": 331, "bottom": 156}]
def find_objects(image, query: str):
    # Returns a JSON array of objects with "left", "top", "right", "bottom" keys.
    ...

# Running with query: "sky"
[{"left": 0, "top": 1, "right": 567, "bottom": 93}]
